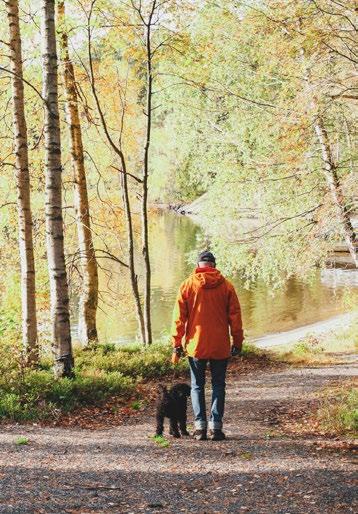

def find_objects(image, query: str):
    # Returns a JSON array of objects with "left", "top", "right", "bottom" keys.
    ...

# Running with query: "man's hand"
[
  {"left": 171, "top": 347, "right": 184, "bottom": 365},
  {"left": 231, "top": 346, "right": 241, "bottom": 357}
]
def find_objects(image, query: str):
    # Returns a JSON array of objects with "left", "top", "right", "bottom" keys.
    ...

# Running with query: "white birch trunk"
[
  {"left": 314, "top": 117, "right": 357, "bottom": 267},
  {"left": 6, "top": 0, "right": 38, "bottom": 365},
  {"left": 41, "top": 0, "right": 73, "bottom": 377},
  {"left": 57, "top": 0, "right": 99, "bottom": 346}
]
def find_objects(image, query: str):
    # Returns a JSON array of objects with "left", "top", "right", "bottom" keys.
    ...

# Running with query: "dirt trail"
[{"left": 0, "top": 359, "right": 357, "bottom": 514}]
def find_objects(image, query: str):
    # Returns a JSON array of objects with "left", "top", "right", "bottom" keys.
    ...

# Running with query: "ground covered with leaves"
[{"left": 0, "top": 354, "right": 356, "bottom": 513}]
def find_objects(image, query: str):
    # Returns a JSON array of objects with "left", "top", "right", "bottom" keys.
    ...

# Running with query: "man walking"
[{"left": 171, "top": 251, "right": 244, "bottom": 441}]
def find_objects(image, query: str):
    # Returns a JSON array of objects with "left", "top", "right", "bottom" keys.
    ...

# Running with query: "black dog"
[{"left": 155, "top": 383, "right": 191, "bottom": 438}]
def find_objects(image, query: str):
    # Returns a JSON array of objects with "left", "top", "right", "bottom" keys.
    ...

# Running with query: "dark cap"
[{"left": 198, "top": 250, "right": 216, "bottom": 264}]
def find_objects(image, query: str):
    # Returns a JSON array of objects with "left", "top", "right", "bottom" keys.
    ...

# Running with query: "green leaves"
[
  {"left": 151, "top": 435, "right": 170, "bottom": 448},
  {"left": 152, "top": 0, "right": 357, "bottom": 284},
  {"left": 15, "top": 436, "right": 29, "bottom": 446}
]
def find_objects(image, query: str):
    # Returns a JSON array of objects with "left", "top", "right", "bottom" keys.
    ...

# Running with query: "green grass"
[{"left": 317, "top": 385, "right": 358, "bottom": 436}]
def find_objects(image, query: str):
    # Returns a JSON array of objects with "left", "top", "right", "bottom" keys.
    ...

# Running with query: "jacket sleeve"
[
  {"left": 171, "top": 283, "right": 188, "bottom": 348},
  {"left": 228, "top": 283, "right": 244, "bottom": 349}
]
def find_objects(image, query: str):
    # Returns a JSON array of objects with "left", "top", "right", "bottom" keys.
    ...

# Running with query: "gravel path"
[{"left": 1, "top": 360, "right": 357, "bottom": 514}]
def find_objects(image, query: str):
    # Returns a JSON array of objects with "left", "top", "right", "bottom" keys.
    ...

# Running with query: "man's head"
[{"left": 197, "top": 250, "right": 216, "bottom": 268}]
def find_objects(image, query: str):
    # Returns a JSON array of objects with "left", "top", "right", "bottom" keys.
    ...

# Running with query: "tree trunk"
[
  {"left": 142, "top": 13, "right": 155, "bottom": 345},
  {"left": 6, "top": 0, "right": 38, "bottom": 365},
  {"left": 343, "top": 117, "right": 355, "bottom": 177},
  {"left": 41, "top": 0, "right": 73, "bottom": 377},
  {"left": 57, "top": 0, "right": 99, "bottom": 347},
  {"left": 314, "top": 116, "right": 357, "bottom": 267},
  {"left": 120, "top": 171, "right": 147, "bottom": 344}
]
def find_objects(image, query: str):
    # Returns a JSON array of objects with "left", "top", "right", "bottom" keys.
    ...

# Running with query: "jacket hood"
[{"left": 193, "top": 268, "right": 225, "bottom": 289}]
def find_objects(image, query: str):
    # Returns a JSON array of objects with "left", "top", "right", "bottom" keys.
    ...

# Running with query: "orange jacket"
[{"left": 171, "top": 267, "right": 243, "bottom": 359}]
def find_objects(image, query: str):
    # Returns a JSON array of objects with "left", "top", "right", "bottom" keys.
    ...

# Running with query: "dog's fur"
[{"left": 155, "top": 383, "right": 191, "bottom": 438}]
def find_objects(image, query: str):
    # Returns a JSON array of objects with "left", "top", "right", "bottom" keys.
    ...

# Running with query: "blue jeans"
[{"left": 189, "top": 357, "right": 228, "bottom": 431}]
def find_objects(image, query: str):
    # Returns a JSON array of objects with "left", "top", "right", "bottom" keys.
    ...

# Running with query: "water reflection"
[{"left": 74, "top": 211, "right": 356, "bottom": 344}]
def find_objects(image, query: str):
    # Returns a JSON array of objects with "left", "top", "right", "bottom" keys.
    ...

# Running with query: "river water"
[{"left": 75, "top": 211, "right": 356, "bottom": 345}]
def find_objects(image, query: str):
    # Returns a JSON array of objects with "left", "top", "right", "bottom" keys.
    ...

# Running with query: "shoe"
[
  {"left": 209, "top": 429, "right": 226, "bottom": 441},
  {"left": 193, "top": 429, "right": 207, "bottom": 441}
]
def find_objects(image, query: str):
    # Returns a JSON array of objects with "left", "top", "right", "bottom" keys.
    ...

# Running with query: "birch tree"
[
  {"left": 41, "top": 0, "right": 73, "bottom": 377},
  {"left": 6, "top": 0, "right": 38, "bottom": 364},
  {"left": 57, "top": 0, "right": 99, "bottom": 346},
  {"left": 314, "top": 116, "right": 357, "bottom": 267}
]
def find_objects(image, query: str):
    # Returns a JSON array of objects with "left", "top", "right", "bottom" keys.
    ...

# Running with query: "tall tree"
[
  {"left": 41, "top": 0, "right": 73, "bottom": 377},
  {"left": 142, "top": 2, "right": 154, "bottom": 345},
  {"left": 86, "top": 0, "right": 147, "bottom": 345},
  {"left": 130, "top": 0, "right": 179, "bottom": 344},
  {"left": 298, "top": 13, "right": 358, "bottom": 268},
  {"left": 6, "top": 0, "right": 38, "bottom": 364},
  {"left": 57, "top": 0, "right": 99, "bottom": 346},
  {"left": 133, "top": 0, "right": 157, "bottom": 345}
]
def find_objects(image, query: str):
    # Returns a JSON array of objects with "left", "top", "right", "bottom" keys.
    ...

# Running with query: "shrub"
[
  {"left": 75, "top": 342, "right": 188, "bottom": 379},
  {"left": 0, "top": 393, "right": 23, "bottom": 420},
  {"left": 0, "top": 341, "right": 270, "bottom": 422},
  {"left": 0, "top": 391, "right": 54, "bottom": 421},
  {"left": 293, "top": 336, "right": 324, "bottom": 355},
  {"left": 276, "top": 335, "right": 327, "bottom": 364},
  {"left": 0, "top": 366, "right": 135, "bottom": 421}
]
